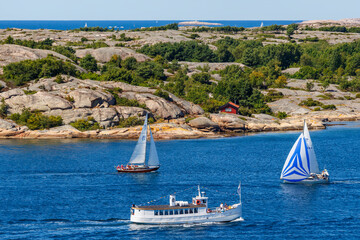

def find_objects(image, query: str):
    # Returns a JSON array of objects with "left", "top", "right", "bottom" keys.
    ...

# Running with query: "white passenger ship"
[{"left": 130, "top": 185, "right": 242, "bottom": 224}]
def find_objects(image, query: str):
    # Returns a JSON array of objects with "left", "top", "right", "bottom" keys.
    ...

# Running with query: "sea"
[
  {"left": 0, "top": 122, "right": 359, "bottom": 239},
  {"left": 0, "top": 20, "right": 302, "bottom": 30}
]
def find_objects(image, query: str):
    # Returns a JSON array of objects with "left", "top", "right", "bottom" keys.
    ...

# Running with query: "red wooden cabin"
[{"left": 219, "top": 102, "right": 239, "bottom": 114}]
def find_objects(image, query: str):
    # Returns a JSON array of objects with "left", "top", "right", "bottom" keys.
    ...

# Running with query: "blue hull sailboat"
[
  {"left": 116, "top": 114, "right": 160, "bottom": 173},
  {"left": 280, "top": 121, "right": 329, "bottom": 184}
]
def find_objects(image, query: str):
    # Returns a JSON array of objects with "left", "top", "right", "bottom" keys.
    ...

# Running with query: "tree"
[
  {"left": 286, "top": 24, "right": 298, "bottom": 39},
  {"left": 191, "top": 72, "right": 211, "bottom": 84},
  {"left": 80, "top": 54, "right": 98, "bottom": 72},
  {"left": 274, "top": 76, "right": 287, "bottom": 88}
]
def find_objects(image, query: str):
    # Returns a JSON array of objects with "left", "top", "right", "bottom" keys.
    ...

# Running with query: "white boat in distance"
[
  {"left": 280, "top": 121, "right": 329, "bottom": 184},
  {"left": 130, "top": 185, "right": 242, "bottom": 224},
  {"left": 116, "top": 114, "right": 160, "bottom": 173}
]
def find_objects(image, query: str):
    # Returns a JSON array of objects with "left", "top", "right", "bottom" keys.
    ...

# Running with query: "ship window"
[
  {"left": 132, "top": 209, "right": 135, "bottom": 215},
  {"left": 165, "top": 210, "right": 168, "bottom": 215},
  {"left": 169, "top": 210, "right": 173, "bottom": 215},
  {"left": 189, "top": 208, "right": 193, "bottom": 214},
  {"left": 185, "top": 209, "right": 189, "bottom": 214},
  {"left": 194, "top": 208, "right": 198, "bottom": 213},
  {"left": 180, "top": 209, "right": 183, "bottom": 214},
  {"left": 154, "top": 210, "right": 158, "bottom": 216},
  {"left": 159, "top": 210, "right": 163, "bottom": 215},
  {"left": 203, "top": 200, "right": 207, "bottom": 203},
  {"left": 174, "top": 210, "right": 178, "bottom": 215}
]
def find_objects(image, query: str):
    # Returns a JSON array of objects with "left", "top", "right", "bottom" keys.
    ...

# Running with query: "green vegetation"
[
  {"left": 189, "top": 26, "right": 245, "bottom": 33},
  {"left": 276, "top": 111, "right": 288, "bottom": 119},
  {"left": 305, "top": 26, "right": 360, "bottom": 33},
  {"left": 3, "top": 55, "right": 77, "bottom": 86},
  {"left": 264, "top": 90, "right": 284, "bottom": 102},
  {"left": 118, "top": 116, "right": 144, "bottom": 128},
  {"left": 139, "top": 41, "right": 217, "bottom": 62},
  {"left": 70, "top": 117, "right": 101, "bottom": 131},
  {"left": 133, "top": 23, "right": 178, "bottom": 31},
  {"left": 299, "top": 98, "right": 337, "bottom": 110},
  {"left": 0, "top": 98, "right": 8, "bottom": 118},
  {"left": 154, "top": 89, "right": 171, "bottom": 101},
  {"left": 9, "top": 109, "right": 63, "bottom": 130},
  {"left": 23, "top": 90, "right": 37, "bottom": 95},
  {"left": 80, "top": 54, "right": 98, "bottom": 72}
]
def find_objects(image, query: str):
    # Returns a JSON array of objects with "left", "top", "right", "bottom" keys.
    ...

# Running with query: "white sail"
[
  {"left": 128, "top": 114, "right": 148, "bottom": 165},
  {"left": 303, "top": 122, "right": 320, "bottom": 174},
  {"left": 147, "top": 126, "right": 159, "bottom": 167},
  {"left": 280, "top": 133, "right": 311, "bottom": 182}
]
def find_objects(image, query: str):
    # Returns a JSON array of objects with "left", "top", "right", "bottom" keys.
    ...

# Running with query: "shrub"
[
  {"left": 118, "top": 116, "right": 144, "bottom": 128},
  {"left": 54, "top": 75, "right": 64, "bottom": 84},
  {"left": 80, "top": 54, "right": 98, "bottom": 72},
  {"left": 322, "top": 104, "right": 336, "bottom": 110},
  {"left": 276, "top": 111, "right": 288, "bottom": 119},
  {"left": 9, "top": 109, "right": 63, "bottom": 130},
  {"left": 3, "top": 56, "right": 77, "bottom": 86},
  {"left": 154, "top": 89, "right": 171, "bottom": 101},
  {"left": 70, "top": 117, "right": 101, "bottom": 131},
  {"left": 299, "top": 98, "right": 322, "bottom": 107},
  {"left": 0, "top": 98, "right": 8, "bottom": 118},
  {"left": 100, "top": 67, "right": 132, "bottom": 83},
  {"left": 23, "top": 90, "right": 37, "bottom": 95},
  {"left": 264, "top": 90, "right": 284, "bottom": 102},
  {"left": 356, "top": 93, "right": 360, "bottom": 98},
  {"left": 191, "top": 72, "right": 211, "bottom": 84}
]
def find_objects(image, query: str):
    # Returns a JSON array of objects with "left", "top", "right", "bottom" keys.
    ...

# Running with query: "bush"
[
  {"left": 356, "top": 93, "right": 360, "bottom": 98},
  {"left": 23, "top": 90, "right": 37, "bottom": 95},
  {"left": 80, "top": 54, "right": 98, "bottom": 72},
  {"left": 3, "top": 56, "right": 77, "bottom": 86},
  {"left": 264, "top": 90, "right": 284, "bottom": 102},
  {"left": 299, "top": 98, "right": 322, "bottom": 107},
  {"left": 276, "top": 111, "right": 288, "bottom": 119},
  {"left": 322, "top": 104, "right": 336, "bottom": 110},
  {"left": 133, "top": 23, "right": 178, "bottom": 31},
  {"left": 118, "top": 116, "right": 144, "bottom": 128},
  {"left": 70, "top": 117, "right": 101, "bottom": 131},
  {"left": 154, "top": 89, "right": 171, "bottom": 101},
  {"left": 191, "top": 72, "right": 211, "bottom": 84},
  {"left": 100, "top": 68, "right": 132, "bottom": 83},
  {"left": 9, "top": 109, "right": 63, "bottom": 130},
  {"left": 0, "top": 98, "right": 8, "bottom": 118}
]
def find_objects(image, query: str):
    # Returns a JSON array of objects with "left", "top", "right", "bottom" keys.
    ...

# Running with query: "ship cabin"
[{"left": 131, "top": 191, "right": 209, "bottom": 218}]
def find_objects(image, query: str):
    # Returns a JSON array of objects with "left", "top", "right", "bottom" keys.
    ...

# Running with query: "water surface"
[{"left": 0, "top": 122, "right": 359, "bottom": 239}]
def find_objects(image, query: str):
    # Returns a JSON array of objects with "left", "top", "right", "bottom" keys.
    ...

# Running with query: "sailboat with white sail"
[
  {"left": 116, "top": 114, "right": 160, "bottom": 173},
  {"left": 280, "top": 121, "right": 329, "bottom": 184}
]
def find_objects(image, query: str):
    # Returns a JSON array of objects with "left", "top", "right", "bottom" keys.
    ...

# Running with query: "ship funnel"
[{"left": 169, "top": 195, "right": 176, "bottom": 206}]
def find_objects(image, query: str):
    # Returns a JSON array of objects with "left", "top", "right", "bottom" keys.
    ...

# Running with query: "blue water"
[
  {"left": 0, "top": 122, "right": 359, "bottom": 239},
  {"left": 0, "top": 20, "right": 302, "bottom": 30}
]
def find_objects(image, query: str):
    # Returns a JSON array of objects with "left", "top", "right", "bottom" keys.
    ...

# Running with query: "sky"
[{"left": 0, "top": 0, "right": 359, "bottom": 20}]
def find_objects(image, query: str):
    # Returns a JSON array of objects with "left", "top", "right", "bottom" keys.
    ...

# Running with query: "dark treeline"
[
  {"left": 305, "top": 25, "right": 360, "bottom": 33},
  {"left": 132, "top": 23, "right": 178, "bottom": 32},
  {"left": 189, "top": 26, "right": 245, "bottom": 33}
]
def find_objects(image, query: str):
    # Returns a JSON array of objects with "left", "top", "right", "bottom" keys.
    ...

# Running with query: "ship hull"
[
  {"left": 117, "top": 166, "right": 159, "bottom": 173},
  {"left": 282, "top": 176, "right": 329, "bottom": 184},
  {"left": 130, "top": 204, "right": 241, "bottom": 224}
]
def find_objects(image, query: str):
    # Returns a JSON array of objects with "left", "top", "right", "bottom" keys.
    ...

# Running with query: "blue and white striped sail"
[
  {"left": 128, "top": 114, "right": 148, "bottom": 165},
  {"left": 280, "top": 133, "right": 311, "bottom": 182},
  {"left": 303, "top": 122, "right": 320, "bottom": 174},
  {"left": 147, "top": 126, "right": 159, "bottom": 167}
]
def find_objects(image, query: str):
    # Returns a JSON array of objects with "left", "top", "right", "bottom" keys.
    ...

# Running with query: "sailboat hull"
[
  {"left": 282, "top": 175, "right": 329, "bottom": 184},
  {"left": 117, "top": 166, "right": 160, "bottom": 173}
]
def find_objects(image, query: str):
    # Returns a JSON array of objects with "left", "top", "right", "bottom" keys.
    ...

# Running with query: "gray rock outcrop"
[
  {"left": 68, "top": 89, "right": 115, "bottom": 108},
  {"left": 188, "top": 117, "right": 220, "bottom": 131},
  {"left": 210, "top": 113, "right": 246, "bottom": 132}
]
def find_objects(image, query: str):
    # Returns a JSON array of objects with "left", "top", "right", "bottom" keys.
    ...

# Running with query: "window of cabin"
[
  {"left": 174, "top": 210, "right": 179, "bottom": 215},
  {"left": 165, "top": 210, "right": 168, "bottom": 215},
  {"left": 154, "top": 210, "right": 158, "bottom": 216},
  {"left": 185, "top": 209, "right": 189, "bottom": 214},
  {"left": 180, "top": 209, "right": 184, "bottom": 214},
  {"left": 159, "top": 210, "right": 163, "bottom": 215},
  {"left": 189, "top": 208, "right": 193, "bottom": 214},
  {"left": 203, "top": 200, "right": 207, "bottom": 203},
  {"left": 194, "top": 208, "right": 198, "bottom": 213},
  {"left": 169, "top": 210, "right": 173, "bottom": 215},
  {"left": 225, "top": 107, "right": 232, "bottom": 112}
]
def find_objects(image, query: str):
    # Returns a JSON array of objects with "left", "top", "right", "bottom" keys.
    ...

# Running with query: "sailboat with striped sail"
[
  {"left": 280, "top": 121, "right": 329, "bottom": 183},
  {"left": 117, "top": 114, "right": 160, "bottom": 173}
]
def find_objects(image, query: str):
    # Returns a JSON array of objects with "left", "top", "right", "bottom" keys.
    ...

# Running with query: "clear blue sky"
[{"left": 1, "top": 0, "right": 359, "bottom": 20}]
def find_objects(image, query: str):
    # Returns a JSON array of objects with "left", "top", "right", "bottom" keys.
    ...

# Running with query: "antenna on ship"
[{"left": 198, "top": 185, "right": 201, "bottom": 197}]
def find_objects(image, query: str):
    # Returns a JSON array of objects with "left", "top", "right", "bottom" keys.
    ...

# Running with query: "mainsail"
[
  {"left": 303, "top": 122, "right": 320, "bottom": 173},
  {"left": 128, "top": 114, "right": 148, "bottom": 165},
  {"left": 280, "top": 133, "right": 311, "bottom": 182},
  {"left": 147, "top": 127, "right": 159, "bottom": 167}
]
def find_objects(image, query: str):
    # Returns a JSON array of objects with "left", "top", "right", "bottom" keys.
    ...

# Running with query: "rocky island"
[{"left": 0, "top": 19, "right": 359, "bottom": 139}]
